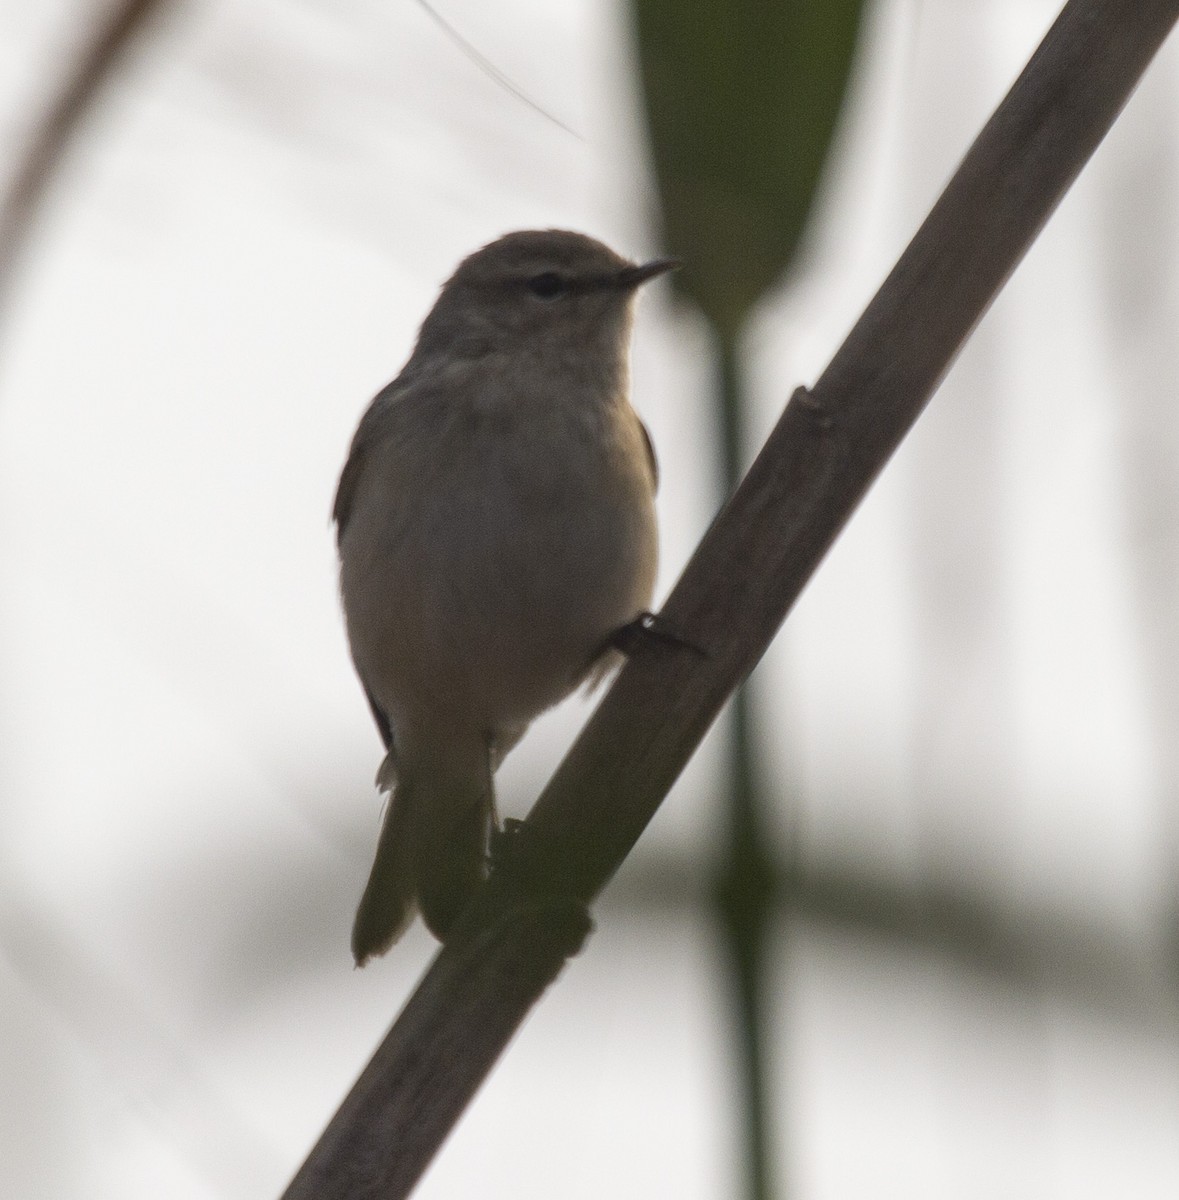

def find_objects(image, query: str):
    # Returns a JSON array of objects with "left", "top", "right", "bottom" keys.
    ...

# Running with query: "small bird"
[{"left": 334, "top": 229, "right": 672, "bottom": 964}]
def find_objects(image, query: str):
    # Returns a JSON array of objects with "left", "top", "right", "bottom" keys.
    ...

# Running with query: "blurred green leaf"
[{"left": 632, "top": 0, "right": 867, "bottom": 337}]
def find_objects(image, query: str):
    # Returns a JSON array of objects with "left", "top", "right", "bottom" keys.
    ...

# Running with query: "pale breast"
[{"left": 338, "top": 382, "right": 657, "bottom": 732}]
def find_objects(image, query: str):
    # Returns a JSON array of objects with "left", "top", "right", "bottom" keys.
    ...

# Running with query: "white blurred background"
[{"left": 2, "top": 1, "right": 1179, "bottom": 1196}]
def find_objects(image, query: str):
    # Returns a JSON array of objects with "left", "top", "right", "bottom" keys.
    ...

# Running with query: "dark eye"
[{"left": 526, "top": 272, "right": 567, "bottom": 299}]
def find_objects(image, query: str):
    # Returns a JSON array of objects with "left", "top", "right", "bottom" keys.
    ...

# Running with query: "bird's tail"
[{"left": 351, "top": 733, "right": 492, "bottom": 965}]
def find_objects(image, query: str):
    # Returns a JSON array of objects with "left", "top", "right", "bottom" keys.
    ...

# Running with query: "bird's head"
[{"left": 410, "top": 229, "right": 677, "bottom": 364}]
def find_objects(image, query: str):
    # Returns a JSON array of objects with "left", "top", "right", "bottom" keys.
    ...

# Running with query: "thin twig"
[{"left": 412, "top": 0, "right": 579, "bottom": 137}]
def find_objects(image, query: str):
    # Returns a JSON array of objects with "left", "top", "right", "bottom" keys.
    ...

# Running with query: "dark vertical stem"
[{"left": 713, "top": 334, "right": 778, "bottom": 1200}]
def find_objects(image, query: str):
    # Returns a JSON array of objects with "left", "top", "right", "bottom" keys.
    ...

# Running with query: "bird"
[{"left": 334, "top": 229, "right": 672, "bottom": 964}]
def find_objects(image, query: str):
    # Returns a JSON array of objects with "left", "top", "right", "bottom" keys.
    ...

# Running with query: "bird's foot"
[
  {"left": 608, "top": 611, "right": 707, "bottom": 658},
  {"left": 488, "top": 817, "right": 530, "bottom": 873}
]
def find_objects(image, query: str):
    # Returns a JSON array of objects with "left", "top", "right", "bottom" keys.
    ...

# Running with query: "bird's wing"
[
  {"left": 332, "top": 383, "right": 402, "bottom": 541},
  {"left": 361, "top": 678, "right": 394, "bottom": 750},
  {"left": 640, "top": 418, "right": 659, "bottom": 493},
  {"left": 332, "top": 447, "right": 364, "bottom": 541}
]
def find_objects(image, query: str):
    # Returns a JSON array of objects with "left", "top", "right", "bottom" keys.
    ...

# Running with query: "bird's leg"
[
  {"left": 488, "top": 817, "right": 530, "bottom": 877},
  {"left": 607, "top": 610, "right": 707, "bottom": 658},
  {"left": 480, "top": 738, "right": 592, "bottom": 940},
  {"left": 481, "top": 731, "right": 534, "bottom": 874},
  {"left": 482, "top": 730, "right": 500, "bottom": 831},
  {"left": 479, "top": 729, "right": 505, "bottom": 885}
]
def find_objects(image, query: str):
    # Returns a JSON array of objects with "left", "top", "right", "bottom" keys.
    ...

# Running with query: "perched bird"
[{"left": 334, "top": 229, "right": 672, "bottom": 964}]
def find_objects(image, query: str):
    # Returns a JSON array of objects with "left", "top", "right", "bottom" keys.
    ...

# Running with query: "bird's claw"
[
  {"left": 608, "top": 611, "right": 707, "bottom": 658},
  {"left": 489, "top": 817, "right": 529, "bottom": 872}
]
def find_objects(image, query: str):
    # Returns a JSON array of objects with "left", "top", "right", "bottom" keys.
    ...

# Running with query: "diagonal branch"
[{"left": 283, "top": 1, "right": 1179, "bottom": 1196}]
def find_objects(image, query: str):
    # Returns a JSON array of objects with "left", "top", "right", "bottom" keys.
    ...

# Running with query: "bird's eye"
[{"left": 526, "top": 272, "right": 567, "bottom": 299}]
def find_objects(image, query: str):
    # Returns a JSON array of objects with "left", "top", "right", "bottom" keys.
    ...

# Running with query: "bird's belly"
[{"left": 342, "top": 443, "right": 656, "bottom": 731}]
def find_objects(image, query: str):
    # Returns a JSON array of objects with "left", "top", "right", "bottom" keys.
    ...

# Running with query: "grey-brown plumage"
[{"left": 335, "top": 229, "right": 669, "bottom": 963}]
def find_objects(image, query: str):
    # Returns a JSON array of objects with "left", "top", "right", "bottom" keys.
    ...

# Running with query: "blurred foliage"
[
  {"left": 632, "top": 0, "right": 867, "bottom": 338},
  {"left": 630, "top": 6, "right": 869, "bottom": 1197}
]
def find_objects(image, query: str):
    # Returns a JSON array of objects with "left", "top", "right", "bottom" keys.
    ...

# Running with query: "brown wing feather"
[
  {"left": 333, "top": 383, "right": 400, "bottom": 539},
  {"left": 639, "top": 418, "right": 659, "bottom": 493}
]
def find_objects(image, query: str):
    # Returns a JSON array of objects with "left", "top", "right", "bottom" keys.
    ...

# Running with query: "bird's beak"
[{"left": 616, "top": 257, "right": 680, "bottom": 289}]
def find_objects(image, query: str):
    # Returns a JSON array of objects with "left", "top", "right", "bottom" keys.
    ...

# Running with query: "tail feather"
[
  {"left": 351, "top": 774, "right": 417, "bottom": 965},
  {"left": 413, "top": 780, "right": 490, "bottom": 940},
  {"left": 351, "top": 733, "right": 493, "bottom": 964},
  {"left": 412, "top": 733, "right": 493, "bottom": 940}
]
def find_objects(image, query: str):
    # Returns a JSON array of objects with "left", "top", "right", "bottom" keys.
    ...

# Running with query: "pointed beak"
[{"left": 616, "top": 256, "right": 680, "bottom": 289}]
